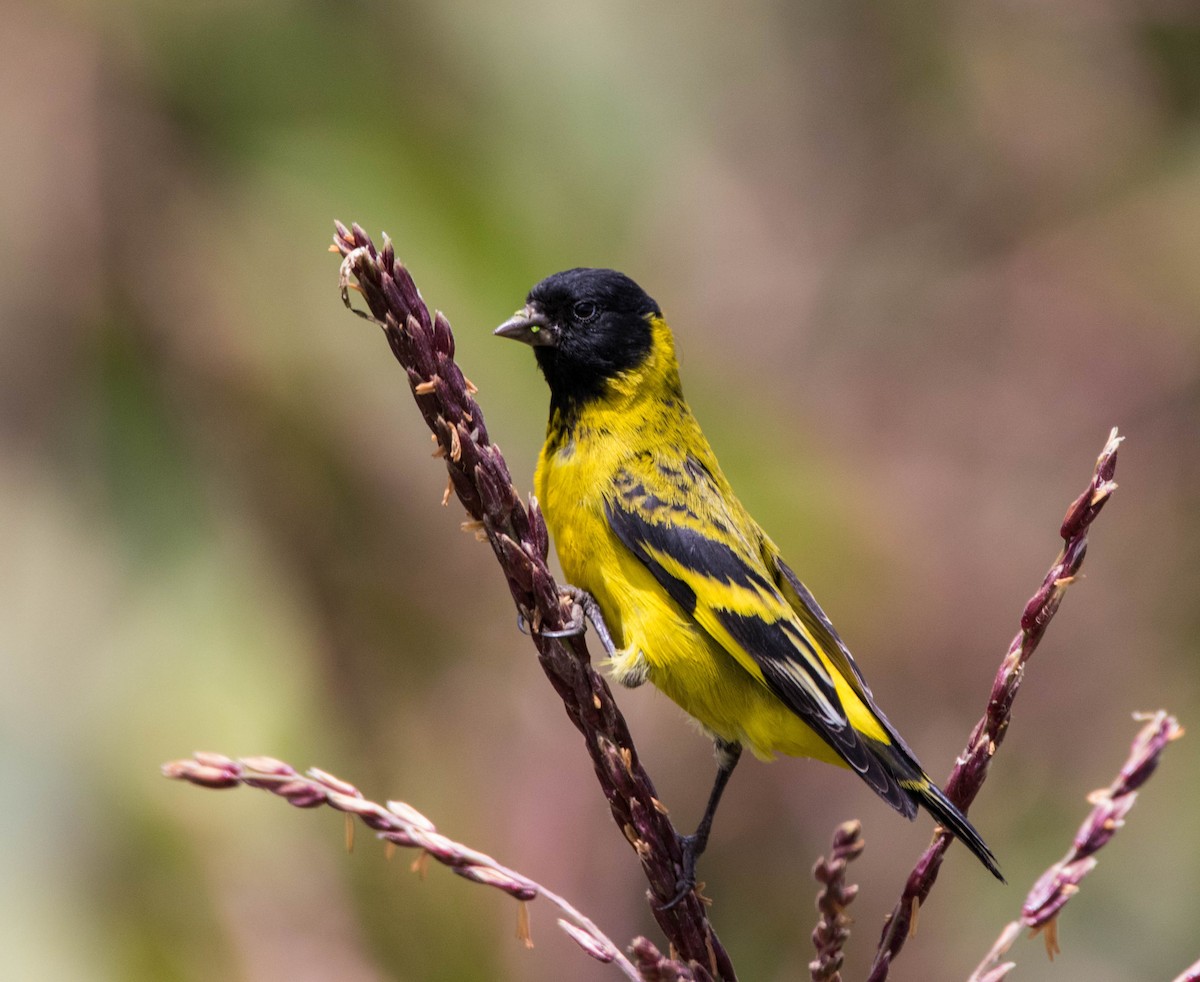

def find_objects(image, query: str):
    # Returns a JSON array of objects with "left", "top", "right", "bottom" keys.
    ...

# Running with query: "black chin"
[{"left": 535, "top": 347, "right": 610, "bottom": 410}]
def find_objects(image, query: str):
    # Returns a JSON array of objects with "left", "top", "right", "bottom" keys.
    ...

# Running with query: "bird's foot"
[
  {"left": 658, "top": 833, "right": 704, "bottom": 911},
  {"left": 559, "top": 586, "right": 618, "bottom": 656},
  {"left": 515, "top": 586, "right": 618, "bottom": 655},
  {"left": 534, "top": 611, "right": 587, "bottom": 639},
  {"left": 515, "top": 611, "right": 583, "bottom": 638}
]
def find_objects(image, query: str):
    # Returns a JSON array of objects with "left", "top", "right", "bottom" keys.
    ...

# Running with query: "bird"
[{"left": 495, "top": 267, "right": 1002, "bottom": 903}]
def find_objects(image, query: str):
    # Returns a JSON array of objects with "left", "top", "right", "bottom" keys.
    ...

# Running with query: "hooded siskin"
[{"left": 496, "top": 267, "right": 1002, "bottom": 884}]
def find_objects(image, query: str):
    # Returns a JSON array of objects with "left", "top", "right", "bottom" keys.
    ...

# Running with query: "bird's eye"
[{"left": 573, "top": 301, "right": 597, "bottom": 322}]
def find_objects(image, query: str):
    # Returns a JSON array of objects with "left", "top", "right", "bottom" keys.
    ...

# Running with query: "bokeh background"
[{"left": 4, "top": 2, "right": 1199, "bottom": 979}]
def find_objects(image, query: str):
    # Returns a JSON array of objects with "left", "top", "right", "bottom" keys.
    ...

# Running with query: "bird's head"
[{"left": 495, "top": 268, "right": 662, "bottom": 408}]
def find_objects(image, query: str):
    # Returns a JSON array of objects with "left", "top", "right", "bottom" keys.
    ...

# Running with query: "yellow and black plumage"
[{"left": 496, "top": 268, "right": 1002, "bottom": 894}]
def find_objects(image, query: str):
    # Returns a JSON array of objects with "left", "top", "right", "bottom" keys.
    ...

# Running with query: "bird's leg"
[
  {"left": 516, "top": 585, "right": 618, "bottom": 658},
  {"left": 519, "top": 587, "right": 651, "bottom": 686},
  {"left": 662, "top": 740, "right": 743, "bottom": 910}
]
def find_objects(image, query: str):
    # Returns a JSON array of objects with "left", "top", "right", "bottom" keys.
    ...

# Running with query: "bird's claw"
[
  {"left": 515, "top": 587, "right": 618, "bottom": 654},
  {"left": 657, "top": 833, "right": 702, "bottom": 911},
  {"left": 515, "top": 605, "right": 585, "bottom": 639},
  {"left": 539, "top": 615, "right": 587, "bottom": 639}
]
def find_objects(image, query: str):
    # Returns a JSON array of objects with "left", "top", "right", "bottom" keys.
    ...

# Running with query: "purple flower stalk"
[
  {"left": 1021, "top": 711, "right": 1184, "bottom": 955},
  {"left": 331, "top": 223, "right": 730, "bottom": 981},
  {"left": 163, "top": 753, "right": 645, "bottom": 979},
  {"left": 967, "top": 711, "right": 1184, "bottom": 981},
  {"left": 809, "top": 820, "right": 866, "bottom": 982},
  {"left": 868, "top": 429, "right": 1123, "bottom": 982}
]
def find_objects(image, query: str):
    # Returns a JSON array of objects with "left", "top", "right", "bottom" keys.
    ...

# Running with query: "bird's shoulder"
[
  {"left": 609, "top": 447, "right": 755, "bottom": 539},
  {"left": 603, "top": 446, "right": 786, "bottom": 617}
]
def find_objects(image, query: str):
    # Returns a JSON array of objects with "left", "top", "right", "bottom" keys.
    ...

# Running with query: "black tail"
[
  {"left": 837, "top": 731, "right": 1004, "bottom": 881},
  {"left": 911, "top": 779, "right": 1005, "bottom": 882}
]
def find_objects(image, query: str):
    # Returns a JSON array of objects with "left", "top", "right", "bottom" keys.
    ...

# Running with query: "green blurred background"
[{"left": 4, "top": 2, "right": 1199, "bottom": 979}]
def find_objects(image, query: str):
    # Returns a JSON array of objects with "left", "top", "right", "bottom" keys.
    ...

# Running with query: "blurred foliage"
[{"left": 3, "top": 1, "right": 1200, "bottom": 980}]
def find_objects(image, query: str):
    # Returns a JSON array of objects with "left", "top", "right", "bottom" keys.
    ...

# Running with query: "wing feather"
[
  {"left": 769, "top": 550, "right": 921, "bottom": 763},
  {"left": 604, "top": 454, "right": 915, "bottom": 816}
]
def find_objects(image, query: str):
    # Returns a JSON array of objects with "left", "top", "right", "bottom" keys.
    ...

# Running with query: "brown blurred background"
[{"left": 3, "top": 1, "right": 1198, "bottom": 979}]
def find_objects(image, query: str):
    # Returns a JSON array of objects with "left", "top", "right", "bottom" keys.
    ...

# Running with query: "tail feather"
[
  {"left": 910, "top": 779, "right": 1005, "bottom": 882},
  {"left": 863, "top": 736, "right": 1004, "bottom": 881}
]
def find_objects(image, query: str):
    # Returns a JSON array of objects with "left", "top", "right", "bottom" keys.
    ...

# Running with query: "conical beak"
[{"left": 494, "top": 305, "right": 557, "bottom": 347}]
